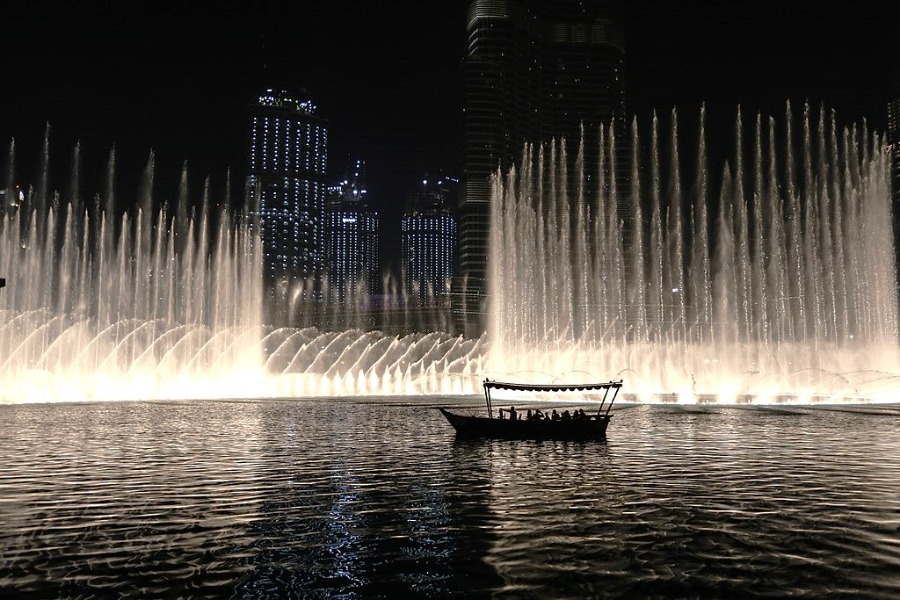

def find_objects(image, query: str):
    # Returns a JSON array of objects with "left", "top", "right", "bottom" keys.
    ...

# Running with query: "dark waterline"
[{"left": 1, "top": 397, "right": 899, "bottom": 599}]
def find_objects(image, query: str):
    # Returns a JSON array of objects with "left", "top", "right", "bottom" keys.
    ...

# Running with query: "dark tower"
[
  {"left": 889, "top": 99, "right": 900, "bottom": 298},
  {"left": 457, "top": 0, "right": 626, "bottom": 335}
]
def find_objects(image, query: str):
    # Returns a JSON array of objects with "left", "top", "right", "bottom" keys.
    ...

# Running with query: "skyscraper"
[
  {"left": 247, "top": 88, "right": 328, "bottom": 320},
  {"left": 402, "top": 176, "right": 457, "bottom": 303},
  {"left": 457, "top": 0, "right": 626, "bottom": 333},
  {"left": 325, "top": 159, "right": 379, "bottom": 302},
  {"left": 889, "top": 99, "right": 900, "bottom": 286}
]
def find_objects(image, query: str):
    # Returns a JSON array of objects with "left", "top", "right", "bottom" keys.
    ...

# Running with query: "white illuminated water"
[
  {"left": 2, "top": 102, "right": 898, "bottom": 404},
  {"left": 487, "top": 103, "right": 900, "bottom": 402},
  {"left": 0, "top": 137, "right": 483, "bottom": 403}
]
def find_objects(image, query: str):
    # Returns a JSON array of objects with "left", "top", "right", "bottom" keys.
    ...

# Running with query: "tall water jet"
[
  {"left": 5, "top": 102, "right": 897, "bottom": 404},
  {"left": 0, "top": 145, "right": 267, "bottom": 402},
  {"left": 1, "top": 138, "right": 486, "bottom": 402},
  {"left": 487, "top": 102, "right": 900, "bottom": 403}
]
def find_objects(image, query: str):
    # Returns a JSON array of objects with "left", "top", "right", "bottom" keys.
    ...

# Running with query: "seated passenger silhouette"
[{"left": 509, "top": 406, "right": 518, "bottom": 421}]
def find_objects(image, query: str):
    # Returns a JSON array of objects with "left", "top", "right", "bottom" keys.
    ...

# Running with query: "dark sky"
[{"left": 3, "top": 1, "right": 898, "bottom": 263}]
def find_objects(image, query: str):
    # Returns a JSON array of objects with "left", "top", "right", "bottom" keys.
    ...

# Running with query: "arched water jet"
[{"left": 2, "top": 130, "right": 492, "bottom": 402}]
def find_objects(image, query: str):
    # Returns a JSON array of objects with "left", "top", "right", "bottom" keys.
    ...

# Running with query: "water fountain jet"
[
  {"left": 485, "top": 102, "right": 900, "bottom": 403},
  {"left": 4, "top": 103, "right": 899, "bottom": 404}
]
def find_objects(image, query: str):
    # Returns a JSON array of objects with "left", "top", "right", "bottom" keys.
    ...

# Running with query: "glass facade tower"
[
  {"left": 247, "top": 88, "right": 328, "bottom": 319},
  {"left": 457, "top": 0, "right": 626, "bottom": 333},
  {"left": 325, "top": 159, "right": 379, "bottom": 302},
  {"left": 402, "top": 176, "right": 457, "bottom": 303},
  {"left": 888, "top": 99, "right": 900, "bottom": 286}
]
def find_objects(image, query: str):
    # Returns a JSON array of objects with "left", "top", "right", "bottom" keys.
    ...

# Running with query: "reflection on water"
[{"left": 1, "top": 398, "right": 899, "bottom": 598}]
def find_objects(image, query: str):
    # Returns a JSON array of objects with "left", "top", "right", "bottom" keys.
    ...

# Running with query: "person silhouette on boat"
[
  {"left": 551, "top": 409, "right": 560, "bottom": 421},
  {"left": 508, "top": 406, "right": 518, "bottom": 421},
  {"left": 561, "top": 410, "right": 572, "bottom": 421}
]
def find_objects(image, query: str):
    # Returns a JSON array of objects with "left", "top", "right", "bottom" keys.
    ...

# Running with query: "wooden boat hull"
[{"left": 438, "top": 408, "right": 610, "bottom": 441}]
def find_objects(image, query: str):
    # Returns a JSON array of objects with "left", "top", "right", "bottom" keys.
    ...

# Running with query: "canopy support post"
[
  {"left": 605, "top": 383, "right": 621, "bottom": 417},
  {"left": 597, "top": 386, "right": 610, "bottom": 417},
  {"left": 484, "top": 379, "right": 493, "bottom": 418}
]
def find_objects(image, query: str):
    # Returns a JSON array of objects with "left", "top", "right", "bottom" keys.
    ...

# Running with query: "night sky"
[{"left": 3, "top": 1, "right": 898, "bottom": 265}]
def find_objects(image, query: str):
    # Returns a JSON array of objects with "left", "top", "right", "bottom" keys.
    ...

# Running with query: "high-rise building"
[
  {"left": 888, "top": 99, "right": 900, "bottom": 286},
  {"left": 246, "top": 88, "right": 328, "bottom": 318},
  {"left": 457, "top": 0, "right": 626, "bottom": 333},
  {"left": 325, "top": 159, "right": 379, "bottom": 302},
  {"left": 402, "top": 176, "right": 457, "bottom": 303}
]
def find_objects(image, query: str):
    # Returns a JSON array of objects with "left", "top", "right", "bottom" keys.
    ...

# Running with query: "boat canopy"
[
  {"left": 481, "top": 378, "right": 623, "bottom": 419},
  {"left": 483, "top": 379, "right": 622, "bottom": 392}
]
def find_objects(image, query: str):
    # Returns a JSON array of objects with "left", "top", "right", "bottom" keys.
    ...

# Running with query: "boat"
[{"left": 438, "top": 378, "right": 623, "bottom": 440}]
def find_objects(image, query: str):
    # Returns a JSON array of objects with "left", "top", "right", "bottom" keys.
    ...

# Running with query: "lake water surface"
[{"left": 1, "top": 397, "right": 899, "bottom": 598}]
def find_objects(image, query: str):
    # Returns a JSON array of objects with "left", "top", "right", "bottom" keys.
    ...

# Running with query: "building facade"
[
  {"left": 247, "top": 88, "right": 328, "bottom": 319},
  {"left": 325, "top": 159, "right": 379, "bottom": 302},
  {"left": 889, "top": 99, "right": 900, "bottom": 291},
  {"left": 402, "top": 176, "right": 457, "bottom": 303},
  {"left": 457, "top": 0, "right": 626, "bottom": 333}
]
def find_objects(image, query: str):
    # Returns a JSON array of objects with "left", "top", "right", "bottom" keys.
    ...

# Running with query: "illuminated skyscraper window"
[
  {"left": 246, "top": 88, "right": 328, "bottom": 318},
  {"left": 402, "top": 176, "right": 458, "bottom": 303},
  {"left": 325, "top": 159, "right": 379, "bottom": 303}
]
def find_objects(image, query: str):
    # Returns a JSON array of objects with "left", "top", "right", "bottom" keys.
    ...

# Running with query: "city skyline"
[{"left": 3, "top": 1, "right": 898, "bottom": 259}]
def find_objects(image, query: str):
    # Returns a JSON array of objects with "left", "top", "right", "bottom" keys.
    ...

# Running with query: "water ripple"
[{"left": 0, "top": 400, "right": 898, "bottom": 598}]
